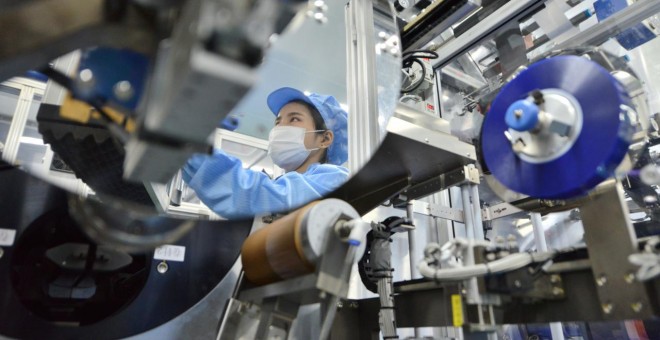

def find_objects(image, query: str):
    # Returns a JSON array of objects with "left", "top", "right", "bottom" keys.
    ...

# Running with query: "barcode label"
[{"left": 154, "top": 245, "right": 186, "bottom": 262}]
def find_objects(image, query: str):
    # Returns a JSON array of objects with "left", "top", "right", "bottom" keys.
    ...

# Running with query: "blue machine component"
[
  {"left": 220, "top": 115, "right": 240, "bottom": 131},
  {"left": 505, "top": 99, "right": 540, "bottom": 132},
  {"left": 76, "top": 47, "right": 150, "bottom": 111},
  {"left": 481, "top": 56, "right": 635, "bottom": 199},
  {"left": 594, "top": 0, "right": 657, "bottom": 50},
  {"left": 25, "top": 70, "right": 48, "bottom": 83}
]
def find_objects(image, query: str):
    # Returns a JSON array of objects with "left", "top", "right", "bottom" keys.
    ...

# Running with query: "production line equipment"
[
  {"left": 3, "top": 0, "right": 660, "bottom": 339},
  {"left": 326, "top": 47, "right": 660, "bottom": 337}
]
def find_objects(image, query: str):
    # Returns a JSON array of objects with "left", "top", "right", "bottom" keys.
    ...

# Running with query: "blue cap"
[
  {"left": 267, "top": 87, "right": 349, "bottom": 166},
  {"left": 505, "top": 99, "right": 540, "bottom": 132}
]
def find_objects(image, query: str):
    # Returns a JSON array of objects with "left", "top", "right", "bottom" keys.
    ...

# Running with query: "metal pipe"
[
  {"left": 530, "top": 212, "right": 548, "bottom": 252},
  {"left": 406, "top": 202, "right": 418, "bottom": 279},
  {"left": 530, "top": 212, "right": 565, "bottom": 340},
  {"left": 471, "top": 184, "right": 485, "bottom": 240},
  {"left": 461, "top": 185, "right": 476, "bottom": 239},
  {"left": 406, "top": 201, "right": 420, "bottom": 338},
  {"left": 169, "top": 169, "right": 184, "bottom": 206}
]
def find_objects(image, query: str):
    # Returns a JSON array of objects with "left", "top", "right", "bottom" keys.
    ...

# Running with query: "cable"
[
  {"left": 417, "top": 238, "right": 556, "bottom": 281},
  {"left": 401, "top": 59, "right": 426, "bottom": 94},
  {"left": 400, "top": 49, "right": 438, "bottom": 94},
  {"left": 38, "top": 66, "right": 130, "bottom": 144}
]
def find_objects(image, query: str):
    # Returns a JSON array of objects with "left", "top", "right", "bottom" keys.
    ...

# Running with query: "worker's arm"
[{"left": 182, "top": 150, "right": 348, "bottom": 219}]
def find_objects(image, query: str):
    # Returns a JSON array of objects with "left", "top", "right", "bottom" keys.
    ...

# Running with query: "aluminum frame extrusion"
[{"left": 431, "top": 0, "right": 544, "bottom": 69}]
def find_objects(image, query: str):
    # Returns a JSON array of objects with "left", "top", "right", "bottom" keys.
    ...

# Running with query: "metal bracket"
[
  {"left": 580, "top": 180, "right": 656, "bottom": 319},
  {"left": 481, "top": 202, "right": 523, "bottom": 221},
  {"left": 428, "top": 203, "right": 465, "bottom": 223}
]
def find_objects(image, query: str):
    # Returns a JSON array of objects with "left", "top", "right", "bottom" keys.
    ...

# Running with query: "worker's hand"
[{"left": 182, "top": 153, "right": 208, "bottom": 183}]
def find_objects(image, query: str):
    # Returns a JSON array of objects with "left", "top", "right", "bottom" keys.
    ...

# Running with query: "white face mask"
[{"left": 268, "top": 126, "right": 323, "bottom": 172}]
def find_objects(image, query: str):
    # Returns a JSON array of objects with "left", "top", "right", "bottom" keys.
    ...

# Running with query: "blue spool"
[{"left": 481, "top": 55, "right": 634, "bottom": 199}]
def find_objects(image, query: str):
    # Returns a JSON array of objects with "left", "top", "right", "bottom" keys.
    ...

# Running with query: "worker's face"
[{"left": 274, "top": 102, "right": 325, "bottom": 149}]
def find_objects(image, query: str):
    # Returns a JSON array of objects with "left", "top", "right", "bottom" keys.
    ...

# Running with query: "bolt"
[
  {"left": 596, "top": 275, "right": 607, "bottom": 287},
  {"left": 624, "top": 273, "right": 636, "bottom": 284},
  {"left": 602, "top": 303, "right": 613, "bottom": 314},
  {"left": 631, "top": 302, "right": 643, "bottom": 313},
  {"left": 550, "top": 275, "right": 561, "bottom": 283},
  {"left": 461, "top": 288, "right": 467, "bottom": 295},
  {"left": 528, "top": 267, "right": 536, "bottom": 274},
  {"left": 424, "top": 138, "right": 429, "bottom": 143},
  {"left": 552, "top": 287, "right": 564, "bottom": 296},
  {"left": 336, "top": 300, "right": 344, "bottom": 308},
  {"left": 514, "top": 109, "right": 523, "bottom": 119},
  {"left": 319, "top": 291, "right": 327, "bottom": 299},
  {"left": 349, "top": 301, "right": 359, "bottom": 309},
  {"left": 514, "top": 280, "right": 522, "bottom": 288},
  {"left": 113, "top": 80, "right": 134, "bottom": 102},
  {"left": 378, "top": 31, "right": 389, "bottom": 40},
  {"left": 512, "top": 139, "right": 526, "bottom": 153},
  {"left": 79, "top": 69, "right": 94, "bottom": 83},
  {"left": 466, "top": 153, "right": 471, "bottom": 157},
  {"left": 157, "top": 261, "right": 169, "bottom": 274},
  {"left": 77, "top": 68, "right": 95, "bottom": 91}
]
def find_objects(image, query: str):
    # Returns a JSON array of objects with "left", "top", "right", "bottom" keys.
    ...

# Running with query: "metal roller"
[{"left": 241, "top": 199, "right": 360, "bottom": 285}]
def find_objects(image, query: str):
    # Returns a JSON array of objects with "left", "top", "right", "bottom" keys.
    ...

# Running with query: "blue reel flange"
[{"left": 481, "top": 55, "right": 636, "bottom": 199}]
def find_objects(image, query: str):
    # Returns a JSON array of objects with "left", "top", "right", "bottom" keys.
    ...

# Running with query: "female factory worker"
[{"left": 182, "top": 87, "right": 349, "bottom": 219}]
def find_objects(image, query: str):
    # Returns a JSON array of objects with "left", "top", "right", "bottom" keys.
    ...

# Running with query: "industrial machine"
[{"left": 3, "top": 0, "right": 660, "bottom": 339}]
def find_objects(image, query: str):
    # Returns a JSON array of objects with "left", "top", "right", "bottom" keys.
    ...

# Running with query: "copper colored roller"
[{"left": 241, "top": 199, "right": 360, "bottom": 285}]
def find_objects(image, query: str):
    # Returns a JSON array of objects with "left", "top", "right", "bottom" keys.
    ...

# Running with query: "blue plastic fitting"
[{"left": 505, "top": 99, "right": 540, "bottom": 132}]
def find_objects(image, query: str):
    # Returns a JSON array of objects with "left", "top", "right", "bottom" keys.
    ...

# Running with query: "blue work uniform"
[{"left": 182, "top": 150, "right": 349, "bottom": 219}]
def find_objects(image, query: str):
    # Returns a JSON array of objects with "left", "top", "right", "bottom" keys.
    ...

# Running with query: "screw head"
[
  {"left": 79, "top": 68, "right": 94, "bottom": 83},
  {"left": 552, "top": 287, "right": 564, "bottom": 296},
  {"left": 113, "top": 80, "right": 134, "bottom": 102},
  {"left": 157, "top": 261, "right": 169, "bottom": 274},
  {"left": 602, "top": 303, "right": 613, "bottom": 314},
  {"left": 596, "top": 275, "right": 607, "bottom": 287},
  {"left": 514, "top": 109, "right": 523, "bottom": 119},
  {"left": 550, "top": 275, "right": 561, "bottom": 283},
  {"left": 631, "top": 302, "right": 643, "bottom": 313},
  {"left": 514, "top": 280, "right": 522, "bottom": 288}
]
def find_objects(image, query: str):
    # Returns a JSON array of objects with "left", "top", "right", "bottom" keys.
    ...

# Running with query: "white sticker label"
[
  {"left": 0, "top": 228, "right": 16, "bottom": 246},
  {"left": 154, "top": 245, "right": 186, "bottom": 262}
]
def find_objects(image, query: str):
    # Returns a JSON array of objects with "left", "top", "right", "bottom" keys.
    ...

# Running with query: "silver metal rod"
[
  {"left": 530, "top": 212, "right": 548, "bottom": 252},
  {"left": 406, "top": 202, "right": 418, "bottom": 279},
  {"left": 530, "top": 213, "right": 564, "bottom": 340},
  {"left": 470, "top": 184, "right": 485, "bottom": 240},
  {"left": 461, "top": 185, "right": 475, "bottom": 239},
  {"left": 406, "top": 201, "right": 420, "bottom": 338},
  {"left": 169, "top": 169, "right": 184, "bottom": 206}
]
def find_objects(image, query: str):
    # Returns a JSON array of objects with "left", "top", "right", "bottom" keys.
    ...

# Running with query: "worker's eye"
[{"left": 290, "top": 117, "right": 301, "bottom": 122}]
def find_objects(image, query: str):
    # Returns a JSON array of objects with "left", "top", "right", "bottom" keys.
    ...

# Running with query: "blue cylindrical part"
[{"left": 505, "top": 99, "right": 540, "bottom": 132}]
